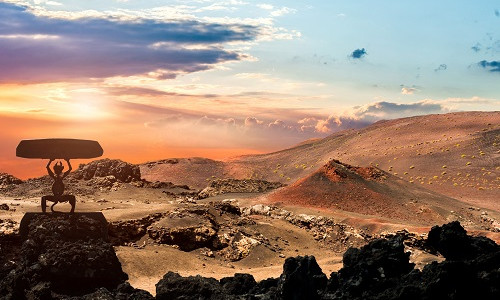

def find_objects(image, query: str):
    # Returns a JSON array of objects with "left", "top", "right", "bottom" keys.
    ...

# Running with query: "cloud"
[
  {"left": 434, "top": 64, "right": 447, "bottom": 72},
  {"left": 471, "top": 43, "right": 481, "bottom": 52},
  {"left": 350, "top": 48, "right": 367, "bottom": 59},
  {"left": 257, "top": 4, "right": 273, "bottom": 10},
  {"left": 401, "top": 87, "right": 418, "bottom": 95},
  {"left": 270, "top": 7, "right": 297, "bottom": 17},
  {"left": 351, "top": 101, "right": 447, "bottom": 122},
  {"left": 478, "top": 60, "right": 500, "bottom": 72},
  {"left": 495, "top": 9, "right": 499, "bottom": 17},
  {"left": 0, "top": 2, "right": 261, "bottom": 83}
]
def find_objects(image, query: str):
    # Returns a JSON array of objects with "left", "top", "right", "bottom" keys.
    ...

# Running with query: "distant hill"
[
  {"left": 140, "top": 112, "right": 499, "bottom": 211},
  {"left": 266, "top": 159, "right": 480, "bottom": 226}
]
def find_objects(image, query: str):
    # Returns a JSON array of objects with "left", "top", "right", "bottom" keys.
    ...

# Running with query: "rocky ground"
[
  {"left": 1, "top": 215, "right": 498, "bottom": 299},
  {"left": 1, "top": 156, "right": 499, "bottom": 298}
]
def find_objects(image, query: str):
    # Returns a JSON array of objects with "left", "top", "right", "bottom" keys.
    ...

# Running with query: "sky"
[{"left": 0, "top": 0, "right": 499, "bottom": 179}]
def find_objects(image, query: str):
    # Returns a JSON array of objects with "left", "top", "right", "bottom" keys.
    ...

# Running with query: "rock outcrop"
[
  {"left": 154, "top": 222, "right": 499, "bottom": 300},
  {"left": 1, "top": 220, "right": 498, "bottom": 299},
  {"left": 0, "top": 173, "right": 23, "bottom": 187},
  {"left": 323, "top": 222, "right": 500, "bottom": 299},
  {"left": 276, "top": 255, "right": 327, "bottom": 300},
  {"left": 0, "top": 213, "right": 152, "bottom": 299},
  {"left": 426, "top": 220, "right": 498, "bottom": 260},
  {"left": 108, "top": 213, "right": 165, "bottom": 245},
  {"left": 147, "top": 209, "right": 219, "bottom": 251},
  {"left": 72, "top": 158, "right": 141, "bottom": 183},
  {"left": 198, "top": 179, "right": 284, "bottom": 199}
]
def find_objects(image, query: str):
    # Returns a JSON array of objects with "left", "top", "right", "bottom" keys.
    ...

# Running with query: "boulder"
[
  {"left": 220, "top": 273, "right": 257, "bottom": 295},
  {"left": 276, "top": 255, "right": 327, "bottom": 300},
  {"left": 426, "top": 220, "right": 498, "bottom": 260},
  {"left": 0, "top": 213, "right": 139, "bottom": 298},
  {"left": 324, "top": 222, "right": 500, "bottom": 300},
  {"left": 148, "top": 209, "right": 219, "bottom": 251},
  {"left": 108, "top": 213, "right": 164, "bottom": 245},
  {"left": 156, "top": 271, "right": 225, "bottom": 300},
  {"left": 72, "top": 158, "right": 141, "bottom": 183},
  {"left": 0, "top": 173, "right": 23, "bottom": 186}
]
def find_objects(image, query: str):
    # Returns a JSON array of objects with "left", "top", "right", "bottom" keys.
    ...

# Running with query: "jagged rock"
[
  {"left": 327, "top": 236, "right": 414, "bottom": 298},
  {"left": 218, "top": 232, "right": 260, "bottom": 261},
  {"left": 108, "top": 213, "right": 164, "bottom": 245},
  {"left": 156, "top": 271, "right": 225, "bottom": 300},
  {"left": 213, "top": 199, "right": 241, "bottom": 215},
  {"left": 249, "top": 277, "right": 279, "bottom": 296},
  {"left": 72, "top": 158, "right": 141, "bottom": 183},
  {"left": 323, "top": 222, "right": 500, "bottom": 300},
  {"left": 220, "top": 273, "right": 257, "bottom": 295},
  {"left": 148, "top": 209, "right": 219, "bottom": 251},
  {"left": 276, "top": 255, "right": 327, "bottom": 300},
  {"left": 198, "top": 179, "right": 284, "bottom": 199},
  {"left": 0, "top": 173, "right": 23, "bottom": 186},
  {"left": 0, "top": 219, "right": 18, "bottom": 236},
  {"left": 426, "top": 221, "right": 498, "bottom": 260},
  {"left": 115, "top": 282, "right": 155, "bottom": 300},
  {"left": 0, "top": 203, "right": 9, "bottom": 210},
  {"left": 242, "top": 204, "right": 367, "bottom": 252},
  {"left": 0, "top": 214, "right": 133, "bottom": 298}
]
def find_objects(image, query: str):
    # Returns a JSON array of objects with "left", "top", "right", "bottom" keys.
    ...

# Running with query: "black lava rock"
[
  {"left": 156, "top": 271, "right": 225, "bottom": 300},
  {"left": 276, "top": 255, "right": 327, "bottom": 300},
  {"left": 427, "top": 221, "right": 498, "bottom": 260}
]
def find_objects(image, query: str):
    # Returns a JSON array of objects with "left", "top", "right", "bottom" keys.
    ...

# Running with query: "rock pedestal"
[{"left": 0, "top": 212, "right": 153, "bottom": 299}]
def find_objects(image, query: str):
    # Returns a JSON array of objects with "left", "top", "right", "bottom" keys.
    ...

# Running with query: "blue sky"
[{"left": 0, "top": 0, "right": 499, "bottom": 176}]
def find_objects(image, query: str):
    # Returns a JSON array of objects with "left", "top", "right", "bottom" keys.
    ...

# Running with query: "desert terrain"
[{"left": 0, "top": 112, "right": 499, "bottom": 297}]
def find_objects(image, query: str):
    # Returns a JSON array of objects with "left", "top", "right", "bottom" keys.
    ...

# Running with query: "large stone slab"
[{"left": 16, "top": 138, "right": 103, "bottom": 159}]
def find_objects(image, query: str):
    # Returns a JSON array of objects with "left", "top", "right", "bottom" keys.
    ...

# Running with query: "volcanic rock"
[
  {"left": 148, "top": 209, "right": 219, "bottom": 251},
  {"left": 0, "top": 213, "right": 152, "bottom": 298},
  {"left": 72, "top": 158, "right": 141, "bottom": 183},
  {"left": 108, "top": 213, "right": 165, "bottom": 245},
  {"left": 323, "top": 222, "right": 500, "bottom": 300},
  {"left": 156, "top": 271, "right": 225, "bottom": 300},
  {"left": 220, "top": 273, "right": 257, "bottom": 295},
  {"left": 0, "top": 173, "right": 23, "bottom": 187},
  {"left": 0, "top": 218, "right": 18, "bottom": 236},
  {"left": 218, "top": 232, "right": 260, "bottom": 261},
  {"left": 426, "top": 220, "right": 498, "bottom": 260},
  {"left": 198, "top": 179, "right": 284, "bottom": 199},
  {"left": 326, "top": 236, "right": 414, "bottom": 298},
  {"left": 212, "top": 199, "right": 241, "bottom": 215},
  {"left": 276, "top": 255, "right": 327, "bottom": 300}
]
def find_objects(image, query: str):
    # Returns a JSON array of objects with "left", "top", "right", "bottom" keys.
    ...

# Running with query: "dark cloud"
[
  {"left": 350, "top": 48, "right": 367, "bottom": 59},
  {"left": 0, "top": 2, "right": 259, "bottom": 83},
  {"left": 471, "top": 43, "right": 481, "bottom": 52},
  {"left": 434, "top": 64, "right": 447, "bottom": 72},
  {"left": 478, "top": 60, "right": 500, "bottom": 72}
]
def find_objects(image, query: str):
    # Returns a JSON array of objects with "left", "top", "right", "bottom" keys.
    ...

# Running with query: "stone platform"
[{"left": 19, "top": 212, "right": 108, "bottom": 240}]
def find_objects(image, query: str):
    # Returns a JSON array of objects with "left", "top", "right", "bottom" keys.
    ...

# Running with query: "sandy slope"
[
  {"left": 140, "top": 112, "right": 499, "bottom": 211},
  {"left": 266, "top": 159, "right": 492, "bottom": 226}
]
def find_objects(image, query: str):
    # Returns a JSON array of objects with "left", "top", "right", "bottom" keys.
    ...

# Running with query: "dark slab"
[
  {"left": 20, "top": 212, "right": 108, "bottom": 240},
  {"left": 16, "top": 138, "right": 103, "bottom": 159}
]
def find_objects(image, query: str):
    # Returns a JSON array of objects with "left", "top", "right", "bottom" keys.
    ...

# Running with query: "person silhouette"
[{"left": 41, "top": 158, "right": 76, "bottom": 213}]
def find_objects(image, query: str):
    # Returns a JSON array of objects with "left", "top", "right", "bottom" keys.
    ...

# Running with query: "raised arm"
[
  {"left": 46, "top": 159, "right": 55, "bottom": 179},
  {"left": 63, "top": 158, "right": 72, "bottom": 178}
]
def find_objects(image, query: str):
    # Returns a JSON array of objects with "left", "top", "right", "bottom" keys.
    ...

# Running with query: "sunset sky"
[{"left": 0, "top": 0, "right": 499, "bottom": 179}]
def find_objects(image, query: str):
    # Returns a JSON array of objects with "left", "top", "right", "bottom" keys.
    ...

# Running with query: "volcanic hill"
[
  {"left": 267, "top": 159, "right": 484, "bottom": 226},
  {"left": 140, "top": 112, "right": 499, "bottom": 211}
]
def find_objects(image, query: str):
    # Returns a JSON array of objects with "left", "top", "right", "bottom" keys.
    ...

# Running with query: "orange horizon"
[{"left": 1, "top": 147, "right": 266, "bottom": 180}]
